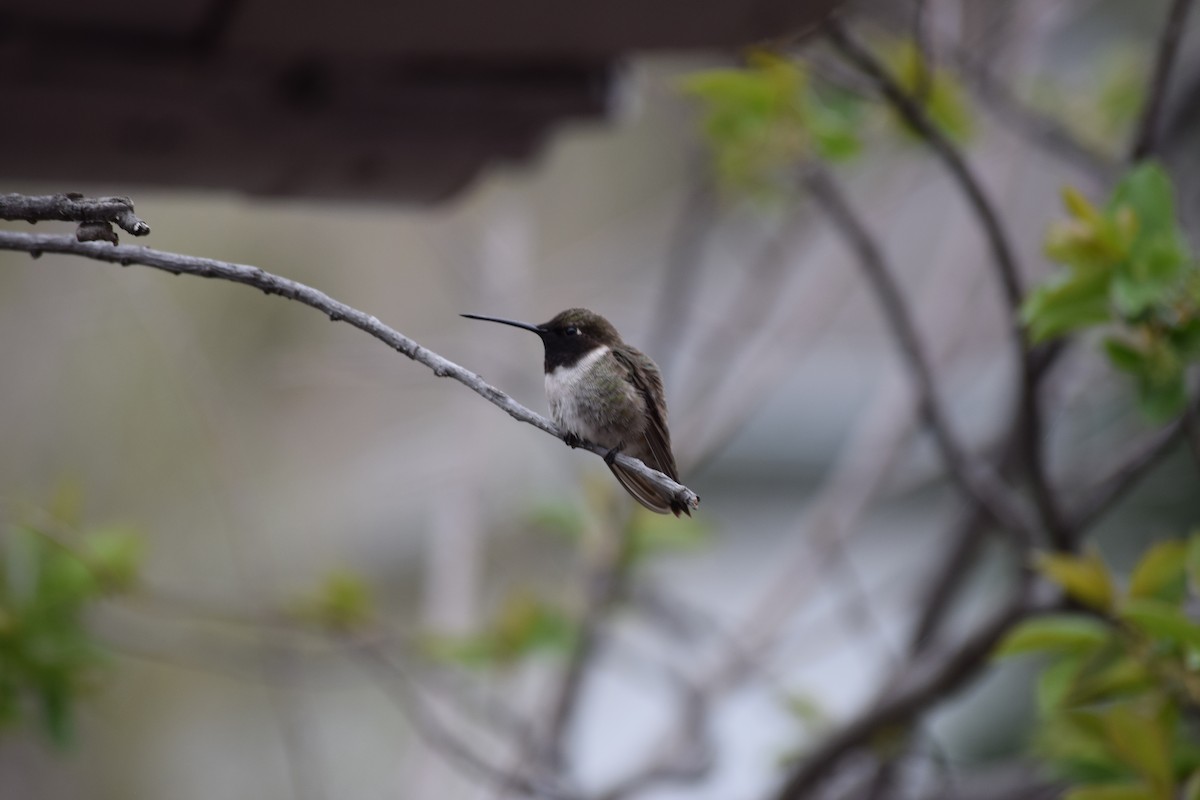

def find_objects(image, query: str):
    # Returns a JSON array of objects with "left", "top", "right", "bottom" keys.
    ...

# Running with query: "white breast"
[{"left": 545, "top": 345, "right": 610, "bottom": 441}]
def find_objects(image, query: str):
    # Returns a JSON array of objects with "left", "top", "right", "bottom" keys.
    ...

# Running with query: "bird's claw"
[{"left": 563, "top": 432, "right": 583, "bottom": 449}]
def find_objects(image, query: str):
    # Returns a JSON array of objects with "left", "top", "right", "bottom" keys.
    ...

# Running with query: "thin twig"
[
  {"left": 1068, "top": 418, "right": 1187, "bottom": 530},
  {"left": 353, "top": 643, "right": 581, "bottom": 800},
  {"left": 801, "top": 166, "right": 1035, "bottom": 541},
  {"left": 823, "top": 17, "right": 1073, "bottom": 550},
  {"left": 1130, "top": 0, "right": 1196, "bottom": 161},
  {"left": 0, "top": 229, "right": 700, "bottom": 513},
  {"left": 938, "top": 39, "right": 1117, "bottom": 182},
  {"left": 0, "top": 193, "right": 151, "bottom": 240}
]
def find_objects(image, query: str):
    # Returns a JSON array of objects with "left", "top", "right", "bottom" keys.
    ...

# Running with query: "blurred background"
[{"left": 2, "top": 1, "right": 1200, "bottom": 799}]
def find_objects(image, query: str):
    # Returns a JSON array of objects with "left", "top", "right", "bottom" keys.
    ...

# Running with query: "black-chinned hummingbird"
[{"left": 462, "top": 308, "right": 690, "bottom": 517}]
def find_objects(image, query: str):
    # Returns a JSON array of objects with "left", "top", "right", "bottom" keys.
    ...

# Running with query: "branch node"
[{"left": 76, "top": 221, "right": 118, "bottom": 245}]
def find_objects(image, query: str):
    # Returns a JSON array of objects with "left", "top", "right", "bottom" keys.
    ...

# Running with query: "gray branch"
[
  {"left": 0, "top": 193, "right": 151, "bottom": 242},
  {"left": 800, "top": 166, "right": 1036, "bottom": 542},
  {"left": 1130, "top": 0, "right": 1196, "bottom": 161},
  {"left": 824, "top": 17, "right": 1073, "bottom": 550},
  {"left": 0, "top": 229, "right": 700, "bottom": 514}
]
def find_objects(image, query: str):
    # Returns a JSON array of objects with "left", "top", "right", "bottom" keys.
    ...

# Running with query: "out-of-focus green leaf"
[
  {"left": 425, "top": 593, "right": 575, "bottom": 669},
  {"left": 995, "top": 615, "right": 1112, "bottom": 658},
  {"left": 1100, "top": 702, "right": 1173, "bottom": 787},
  {"left": 1067, "top": 654, "right": 1154, "bottom": 707},
  {"left": 80, "top": 526, "right": 143, "bottom": 593},
  {"left": 629, "top": 508, "right": 709, "bottom": 559},
  {"left": 1187, "top": 532, "right": 1200, "bottom": 596},
  {"left": 1036, "top": 711, "right": 1135, "bottom": 784},
  {"left": 1038, "top": 653, "right": 1085, "bottom": 714},
  {"left": 881, "top": 39, "right": 973, "bottom": 142},
  {"left": 1097, "top": 49, "right": 1147, "bottom": 136},
  {"left": 528, "top": 500, "right": 588, "bottom": 540},
  {"left": 1023, "top": 268, "right": 1113, "bottom": 342},
  {"left": 1129, "top": 541, "right": 1188, "bottom": 603},
  {"left": 294, "top": 570, "right": 374, "bottom": 632},
  {"left": 683, "top": 52, "right": 862, "bottom": 194},
  {"left": 1105, "top": 338, "right": 1147, "bottom": 374},
  {"left": 1120, "top": 599, "right": 1200, "bottom": 650},
  {"left": 1064, "top": 784, "right": 1160, "bottom": 800},
  {"left": 1026, "top": 164, "right": 1199, "bottom": 424},
  {"left": 1036, "top": 549, "right": 1116, "bottom": 612}
]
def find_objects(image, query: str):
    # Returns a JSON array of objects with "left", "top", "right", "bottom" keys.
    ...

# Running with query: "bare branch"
[
  {"left": 1068, "top": 418, "right": 1187, "bottom": 530},
  {"left": 1130, "top": 0, "right": 1196, "bottom": 161},
  {"left": 940, "top": 41, "right": 1118, "bottom": 182},
  {"left": 0, "top": 229, "right": 700, "bottom": 513},
  {"left": 801, "top": 166, "right": 1035, "bottom": 542},
  {"left": 353, "top": 642, "right": 581, "bottom": 800},
  {"left": 543, "top": 525, "right": 635, "bottom": 771},
  {"left": 822, "top": 17, "right": 1073, "bottom": 550},
  {"left": 773, "top": 587, "right": 1035, "bottom": 800},
  {"left": 0, "top": 192, "right": 151, "bottom": 240}
]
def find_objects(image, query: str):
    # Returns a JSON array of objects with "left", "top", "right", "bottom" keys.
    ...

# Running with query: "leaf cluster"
[
  {"left": 1023, "top": 164, "right": 1200, "bottom": 420},
  {"left": 0, "top": 514, "right": 141, "bottom": 746},
  {"left": 997, "top": 537, "right": 1200, "bottom": 800}
]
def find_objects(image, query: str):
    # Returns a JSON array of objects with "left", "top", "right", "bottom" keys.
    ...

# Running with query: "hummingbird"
[{"left": 462, "top": 308, "right": 690, "bottom": 516}]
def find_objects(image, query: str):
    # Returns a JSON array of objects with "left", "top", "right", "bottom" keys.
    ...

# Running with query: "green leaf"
[
  {"left": 1129, "top": 540, "right": 1188, "bottom": 602},
  {"left": 1067, "top": 653, "right": 1154, "bottom": 707},
  {"left": 1120, "top": 599, "right": 1200, "bottom": 650},
  {"left": 1064, "top": 784, "right": 1161, "bottom": 800},
  {"left": 1105, "top": 338, "right": 1148, "bottom": 374},
  {"left": 629, "top": 508, "right": 709, "bottom": 558},
  {"left": 1038, "top": 653, "right": 1085, "bottom": 713},
  {"left": 1100, "top": 702, "right": 1173, "bottom": 786},
  {"left": 881, "top": 39, "right": 973, "bottom": 142},
  {"left": 1022, "top": 269, "right": 1113, "bottom": 342},
  {"left": 995, "top": 614, "right": 1112, "bottom": 658},
  {"left": 1036, "top": 549, "right": 1116, "bottom": 611},
  {"left": 1186, "top": 532, "right": 1200, "bottom": 595},
  {"left": 1135, "top": 365, "right": 1187, "bottom": 423},
  {"left": 80, "top": 526, "right": 143, "bottom": 593},
  {"left": 1110, "top": 163, "right": 1178, "bottom": 244},
  {"left": 294, "top": 570, "right": 374, "bottom": 632}
]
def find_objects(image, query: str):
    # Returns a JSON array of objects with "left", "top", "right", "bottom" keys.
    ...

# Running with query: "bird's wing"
[{"left": 611, "top": 345, "right": 679, "bottom": 481}]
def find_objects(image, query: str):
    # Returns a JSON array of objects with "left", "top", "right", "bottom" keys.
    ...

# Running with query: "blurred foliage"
[
  {"left": 1023, "top": 163, "right": 1200, "bottom": 421},
  {"left": 684, "top": 52, "right": 862, "bottom": 195},
  {"left": 879, "top": 39, "right": 974, "bottom": 142},
  {"left": 0, "top": 490, "right": 142, "bottom": 747},
  {"left": 997, "top": 535, "right": 1200, "bottom": 800},
  {"left": 1027, "top": 46, "right": 1147, "bottom": 156},
  {"left": 422, "top": 592, "right": 576, "bottom": 670},
  {"left": 291, "top": 569, "right": 375, "bottom": 632},
  {"left": 682, "top": 37, "right": 977, "bottom": 196},
  {"left": 529, "top": 473, "right": 709, "bottom": 559}
]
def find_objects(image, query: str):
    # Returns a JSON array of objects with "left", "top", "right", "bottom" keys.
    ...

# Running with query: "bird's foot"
[
  {"left": 604, "top": 444, "right": 624, "bottom": 466},
  {"left": 563, "top": 432, "right": 583, "bottom": 449}
]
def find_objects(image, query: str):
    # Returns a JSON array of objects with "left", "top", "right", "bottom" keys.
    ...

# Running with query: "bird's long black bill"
[{"left": 460, "top": 313, "right": 544, "bottom": 334}]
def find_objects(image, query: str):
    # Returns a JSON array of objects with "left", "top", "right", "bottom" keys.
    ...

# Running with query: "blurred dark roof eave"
[{"left": 1, "top": 0, "right": 840, "bottom": 204}]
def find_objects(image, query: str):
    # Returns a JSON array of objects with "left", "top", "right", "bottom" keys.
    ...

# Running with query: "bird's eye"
[{"left": 564, "top": 326, "right": 580, "bottom": 336}]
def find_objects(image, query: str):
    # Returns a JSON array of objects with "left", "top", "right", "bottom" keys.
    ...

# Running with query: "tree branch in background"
[
  {"left": 938, "top": 41, "right": 1118, "bottom": 183},
  {"left": 1130, "top": 0, "right": 1196, "bottom": 161},
  {"left": 800, "top": 166, "right": 1035, "bottom": 542},
  {"left": 0, "top": 192, "right": 151, "bottom": 243},
  {"left": 823, "top": 17, "right": 1073, "bottom": 551},
  {"left": 1068, "top": 417, "right": 1188, "bottom": 530},
  {"left": 773, "top": 587, "right": 1036, "bottom": 800},
  {"left": 354, "top": 642, "right": 581, "bottom": 800},
  {"left": 0, "top": 228, "right": 700, "bottom": 513},
  {"left": 542, "top": 526, "right": 635, "bottom": 771}
]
